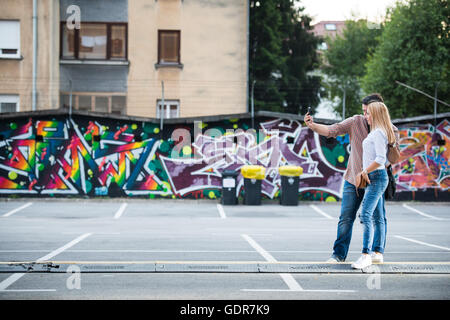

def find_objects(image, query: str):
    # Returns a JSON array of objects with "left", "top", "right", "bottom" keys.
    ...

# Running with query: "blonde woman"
[{"left": 351, "top": 102, "right": 396, "bottom": 269}]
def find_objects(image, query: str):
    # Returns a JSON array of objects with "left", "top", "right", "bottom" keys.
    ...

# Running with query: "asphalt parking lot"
[{"left": 0, "top": 199, "right": 449, "bottom": 301}]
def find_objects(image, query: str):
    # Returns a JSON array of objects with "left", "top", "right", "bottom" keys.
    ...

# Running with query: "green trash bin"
[
  {"left": 241, "top": 165, "right": 266, "bottom": 205},
  {"left": 279, "top": 165, "right": 303, "bottom": 206}
]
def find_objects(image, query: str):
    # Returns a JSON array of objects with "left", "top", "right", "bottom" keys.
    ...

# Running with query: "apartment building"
[
  {"left": 0, "top": 0, "right": 59, "bottom": 113},
  {"left": 311, "top": 21, "right": 346, "bottom": 50},
  {"left": 0, "top": 0, "right": 248, "bottom": 118}
]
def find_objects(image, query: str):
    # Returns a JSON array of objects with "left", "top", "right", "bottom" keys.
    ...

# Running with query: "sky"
[
  {"left": 298, "top": 0, "right": 399, "bottom": 24},
  {"left": 298, "top": 0, "right": 400, "bottom": 119}
]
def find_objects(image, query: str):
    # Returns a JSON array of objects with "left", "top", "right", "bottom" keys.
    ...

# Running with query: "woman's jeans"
[
  {"left": 360, "top": 169, "right": 388, "bottom": 254},
  {"left": 331, "top": 173, "right": 387, "bottom": 261}
]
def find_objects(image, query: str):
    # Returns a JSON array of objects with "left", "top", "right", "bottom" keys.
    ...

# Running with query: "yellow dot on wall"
[
  {"left": 154, "top": 128, "right": 160, "bottom": 134},
  {"left": 233, "top": 124, "right": 238, "bottom": 129},
  {"left": 338, "top": 155, "right": 345, "bottom": 163},
  {"left": 208, "top": 191, "right": 216, "bottom": 199},
  {"left": 131, "top": 124, "right": 138, "bottom": 130},
  {"left": 325, "top": 196, "right": 337, "bottom": 202},
  {"left": 182, "top": 145, "right": 192, "bottom": 155},
  {"left": 8, "top": 171, "right": 18, "bottom": 180}
]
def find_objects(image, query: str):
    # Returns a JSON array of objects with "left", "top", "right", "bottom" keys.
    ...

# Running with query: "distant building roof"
[{"left": 311, "top": 21, "right": 346, "bottom": 40}]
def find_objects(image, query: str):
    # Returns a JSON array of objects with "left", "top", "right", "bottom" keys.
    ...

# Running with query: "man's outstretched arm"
[
  {"left": 304, "top": 113, "right": 353, "bottom": 138},
  {"left": 304, "top": 113, "right": 330, "bottom": 137}
]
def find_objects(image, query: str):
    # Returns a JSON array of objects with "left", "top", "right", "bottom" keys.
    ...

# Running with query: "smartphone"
[{"left": 307, "top": 107, "right": 311, "bottom": 115}]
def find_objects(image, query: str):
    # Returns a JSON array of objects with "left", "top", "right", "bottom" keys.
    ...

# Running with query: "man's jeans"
[{"left": 331, "top": 178, "right": 387, "bottom": 261}]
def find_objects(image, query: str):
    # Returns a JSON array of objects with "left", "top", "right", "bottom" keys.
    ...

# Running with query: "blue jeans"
[
  {"left": 360, "top": 169, "right": 388, "bottom": 254},
  {"left": 331, "top": 178, "right": 387, "bottom": 261}
]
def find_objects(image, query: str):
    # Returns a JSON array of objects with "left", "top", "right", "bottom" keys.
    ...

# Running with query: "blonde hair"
[{"left": 367, "top": 102, "right": 396, "bottom": 144}]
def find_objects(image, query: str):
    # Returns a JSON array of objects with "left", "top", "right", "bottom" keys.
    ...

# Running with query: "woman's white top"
[{"left": 362, "top": 128, "right": 388, "bottom": 170}]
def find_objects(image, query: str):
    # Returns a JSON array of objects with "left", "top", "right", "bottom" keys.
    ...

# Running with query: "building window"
[
  {"left": 60, "top": 22, "right": 127, "bottom": 60},
  {"left": 79, "top": 23, "right": 107, "bottom": 60},
  {"left": 325, "top": 24, "right": 337, "bottom": 31},
  {"left": 60, "top": 93, "right": 126, "bottom": 115},
  {"left": 111, "top": 96, "right": 126, "bottom": 115},
  {"left": 0, "top": 20, "right": 20, "bottom": 58},
  {"left": 318, "top": 42, "right": 328, "bottom": 50},
  {"left": 0, "top": 95, "right": 19, "bottom": 113},
  {"left": 157, "top": 100, "right": 179, "bottom": 119},
  {"left": 158, "top": 30, "right": 180, "bottom": 64}
]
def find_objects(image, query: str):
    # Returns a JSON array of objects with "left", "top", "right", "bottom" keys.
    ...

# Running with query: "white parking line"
[
  {"left": 402, "top": 204, "right": 444, "bottom": 221},
  {"left": 217, "top": 204, "right": 227, "bottom": 219},
  {"left": 241, "top": 234, "right": 303, "bottom": 291},
  {"left": 0, "top": 233, "right": 92, "bottom": 291},
  {"left": 0, "top": 289, "right": 57, "bottom": 292},
  {"left": 309, "top": 205, "right": 335, "bottom": 220},
  {"left": 2, "top": 202, "right": 33, "bottom": 217},
  {"left": 114, "top": 203, "right": 128, "bottom": 219},
  {"left": 241, "top": 234, "right": 356, "bottom": 293},
  {"left": 394, "top": 235, "right": 450, "bottom": 251}
]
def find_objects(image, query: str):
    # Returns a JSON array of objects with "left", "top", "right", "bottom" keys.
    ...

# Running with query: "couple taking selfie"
[{"left": 304, "top": 93, "right": 399, "bottom": 269}]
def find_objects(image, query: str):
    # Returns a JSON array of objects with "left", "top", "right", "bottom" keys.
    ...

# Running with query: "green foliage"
[
  {"left": 250, "top": 0, "right": 321, "bottom": 115},
  {"left": 362, "top": 0, "right": 450, "bottom": 118},
  {"left": 322, "top": 19, "right": 383, "bottom": 117}
]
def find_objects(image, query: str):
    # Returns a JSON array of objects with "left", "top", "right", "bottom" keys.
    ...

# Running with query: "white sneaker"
[
  {"left": 351, "top": 254, "right": 372, "bottom": 269},
  {"left": 370, "top": 252, "right": 384, "bottom": 263},
  {"left": 326, "top": 257, "right": 339, "bottom": 263}
]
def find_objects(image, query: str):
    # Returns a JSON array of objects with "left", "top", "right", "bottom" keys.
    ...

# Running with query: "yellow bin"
[
  {"left": 240, "top": 165, "right": 266, "bottom": 180},
  {"left": 279, "top": 165, "right": 303, "bottom": 206},
  {"left": 278, "top": 165, "right": 303, "bottom": 177},
  {"left": 241, "top": 165, "right": 266, "bottom": 205}
]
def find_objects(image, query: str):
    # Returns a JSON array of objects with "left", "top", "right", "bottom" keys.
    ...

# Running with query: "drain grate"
[{"left": 1, "top": 261, "right": 450, "bottom": 274}]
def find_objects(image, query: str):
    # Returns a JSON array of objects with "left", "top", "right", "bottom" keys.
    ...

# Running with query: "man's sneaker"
[
  {"left": 351, "top": 254, "right": 372, "bottom": 269},
  {"left": 370, "top": 252, "right": 384, "bottom": 263},
  {"left": 326, "top": 257, "right": 339, "bottom": 263}
]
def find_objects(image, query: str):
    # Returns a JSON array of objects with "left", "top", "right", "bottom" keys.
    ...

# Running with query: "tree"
[
  {"left": 362, "top": 0, "right": 450, "bottom": 118},
  {"left": 322, "top": 19, "right": 383, "bottom": 118},
  {"left": 249, "top": 0, "right": 321, "bottom": 114}
]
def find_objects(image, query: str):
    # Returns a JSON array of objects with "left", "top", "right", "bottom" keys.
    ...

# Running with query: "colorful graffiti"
[
  {"left": 0, "top": 114, "right": 448, "bottom": 200},
  {"left": 392, "top": 120, "right": 450, "bottom": 194}
]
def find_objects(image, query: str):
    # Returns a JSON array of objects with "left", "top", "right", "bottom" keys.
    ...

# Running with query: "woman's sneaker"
[
  {"left": 370, "top": 252, "right": 384, "bottom": 263},
  {"left": 351, "top": 254, "right": 372, "bottom": 269}
]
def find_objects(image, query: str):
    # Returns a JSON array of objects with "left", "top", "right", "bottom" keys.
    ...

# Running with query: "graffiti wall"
[{"left": 0, "top": 113, "right": 448, "bottom": 201}]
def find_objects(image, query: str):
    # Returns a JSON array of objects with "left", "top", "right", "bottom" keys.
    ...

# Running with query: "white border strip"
[
  {"left": 2, "top": 202, "right": 33, "bottom": 217},
  {"left": 402, "top": 204, "right": 444, "bottom": 221},
  {"left": 395, "top": 235, "right": 450, "bottom": 251},
  {"left": 0, "top": 233, "right": 92, "bottom": 291},
  {"left": 310, "top": 205, "right": 335, "bottom": 220}
]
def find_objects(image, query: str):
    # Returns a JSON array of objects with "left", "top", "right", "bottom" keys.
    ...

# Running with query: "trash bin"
[
  {"left": 279, "top": 165, "right": 303, "bottom": 206},
  {"left": 221, "top": 170, "right": 239, "bottom": 205},
  {"left": 241, "top": 165, "right": 266, "bottom": 205}
]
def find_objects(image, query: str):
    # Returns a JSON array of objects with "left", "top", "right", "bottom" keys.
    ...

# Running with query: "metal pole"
[
  {"left": 69, "top": 79, "right": 73, "bottom": 118},
  {"left": 247, "top": 0, "right": 250, "bottom": 113},
  {"left": 251, "top": 80, "right": 255, "bottom": 129},
  {"left": 342, "top": 87, "right": 346, "bottom": 120},
  {"left": 434, "top": 82, "right": 439, "bottom": 128},
  {"left": 32, "top": 0, "right": 37, "bottom": 111},
  {"left": 160, "top": 81, "right": 164, "bottom": 132},
  {"left": 395, "top": 80, "right": 449, "bottom": 107}
]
